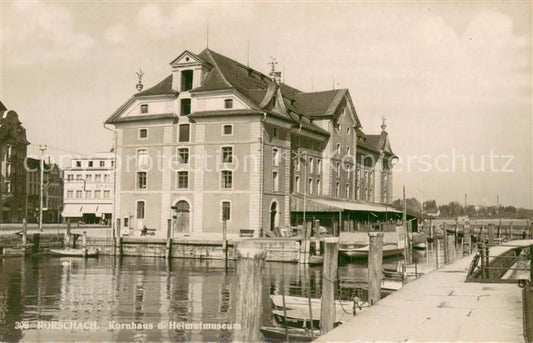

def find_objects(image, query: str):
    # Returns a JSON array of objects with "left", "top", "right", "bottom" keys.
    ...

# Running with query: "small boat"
[
  {"left": 270, "top": 295, "right": 363, "bottom": 312},
  {"left": 339, "top": 243, "right": 403, "bottom": 258},
  {"left": 309, "top": 255, "right": 324, "bottom": 265},
  {"left": 260, "top": 326, "right": 318, "bottom": 342},
  {"left": 49, "top": 248, "right": 99, "bottom": 257},
  {"left": 272, "top": 308, "right": 344, "bottom": 329}
]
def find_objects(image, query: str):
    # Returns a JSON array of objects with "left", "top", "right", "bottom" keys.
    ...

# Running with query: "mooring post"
[
  {"left": 443, "top": 234, "right": 449, "bottom": 265},
  {"left": 82, "top": 231, "right": 87, "bottom": 257},
  {"left": 436, "top": 238, "right": 440, "bottom": 268},
  {"left": 320, "top": 237, "right": 339, "bottom": 335},
  {"left": 484, "top": 242, "right": 490, "bottom": 279},
  {"left": 234, "top": 248, "right": 266, "bottom": 342},
  {"left": 65, "top": 218, "right": 71, "bottom": 249},
  {"left": 368, "top": 232, "right": 384, "bottom": 305},
  {"left": 166, "top": 219, "right": 172, "bottom": 260},
  {"left": 488, "top": 224, "right": 495, "bottom": 246},
  {"left": 22, "top": 217, "right": 27, "bottom": 246}
]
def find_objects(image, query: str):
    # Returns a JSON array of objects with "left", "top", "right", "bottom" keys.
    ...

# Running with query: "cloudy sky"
[{"left": 1, "top": 1, "right": 531, "bottom": 208}]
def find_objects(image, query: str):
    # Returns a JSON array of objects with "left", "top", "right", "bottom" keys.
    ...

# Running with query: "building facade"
[
  {"left": 106, "top": 49, "right": 396, "bottom": 237},
  {"left": 62, "top": 152, "right": 114, "bottom": 224},
  {"left": 0, "top": 101, "right": 30, "bottom": 223},
  {"left": 25, "top": 158, "right": 63, "bottom": 223}
]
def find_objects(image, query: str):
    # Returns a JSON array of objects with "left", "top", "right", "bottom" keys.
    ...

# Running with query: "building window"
[
  {"left": 337, "top": 163, "right": 341, "bottom": 177},
  {"left": 100, "top": 160, "right": 105, "bottom": 167},
  {"left": 85, "top": 190, "right": 92, "bottom": 198},
  {"left": 317, "top": 159, "right": 321, "bottom": 174},
  {"left": 139, "top": 128, "right": 148, "bottom": 139},
  {"left": 137, "top": 171, "right": 147, "bottom": 189},
  {"left": 104, "top": 174, "right": 110, "bottom": 182},
  {"left": 222, "top": 147, "right": 233, "bottom": 163},
  {"left": 336, "top": 182, "right": 340, "bottom": 197},
  {"left": 95, "top": 190, "right": 101, "bottom": 198},
  {"left": 272, "top": 148, "right": 279, "bottom": 167},
  {"left": 95, "top": 174, "right": 102, "bottom": 182},
  {"left": 88, "top": 161, "right": 93, "bottom": 167},
  {"left": 272, "top": 171, "right": 279, "bottom": 191},
  {"left": 180, "top": 99, "right": 191, "bottom": 116},
  {"left": 181, "top": 70, "right": 193, "bottom": 91},
  {"left": 308, "top": 178, "right": 313, "bottom": 195},
  {"left": 140, "top": 104, "right": 148, "bottom": 114},
  {"left": 179, "top": 124, "right": 190, "bottom": 142},
  {"left": 336, "top": 144, "right": 341, "bottom": 154},
  {"left": 347, "top": 146, "right": 350, "bottom": 155},
  {"left": 295, "top": 158, "right": 300, "bottom": 172},
  {"left": 221, "top": 170, "right": 232, "bottom": 189},
  {"left": 309, "top": 157, "right": 314, "bottom": 173},
  {"left": 76, "top": 161, "right": 81, "bottom": 168},
  {"left": 223, "top": 124, "right": 233, "bottom": 135},
  {"left": 222, "top": 201, "right": 231, "bottom": 221},
  {"left": 136, "top": 201, "right": 145, "bottom": 219},
  {"left": 346, "top": 184, "right": 350, "bottom": 198},
  {"left": 137, "top": 148, "right": 149, "bottom": 168},
  {"left": 104, "top": 190, "right": 110, "bottom": 198},
  {"left": 316, "top": 179, "right": 321, "bottom": 195},
  {"left": 336, "top": 122, "right": 341, "bottom": 131},
  {"left": 76, "top": 174, "right": 82, "bottom": 181},
  {"left": 178, "top": 148, "right": 189, "bottom": 164},
  {"left": 67, "top": 190, "right": 73, "bottom": 198},
  {"left": 67, "top": 174, "right": 73, "bottom": 181},
  {"left": 76, "top": 190, "right": 82, "bottom": 198},
  {"left": 295, "top": 176, "right": 300, "bottom": 193},
  {"left": 177, "top": 171, "right": 188, "bottom": 189},
  {"left": 86, "top": 174, "right": 92, "bottom": 182},
  {"left": 224, "top": 99, "right": 233, "bottom": 109},
  {"left": 273, "top": 127, "right": 278, "bottom": 138}
]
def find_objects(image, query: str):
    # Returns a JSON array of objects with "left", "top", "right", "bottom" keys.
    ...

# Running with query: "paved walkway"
[{"left": 317, "top": 248, "right": 527, "bottom": 342}]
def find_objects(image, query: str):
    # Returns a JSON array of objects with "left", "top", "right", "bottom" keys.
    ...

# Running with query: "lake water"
[{"left": 0, "top": 248, "right": 446, "bottom": 342}]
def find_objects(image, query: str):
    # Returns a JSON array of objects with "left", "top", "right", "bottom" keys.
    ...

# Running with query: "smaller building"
[
  {"left": 25, "top": 157, "right": 63, "bottom": 223},
  {"left": 62, "top": 152, "right": 114, "bottom": 224}
]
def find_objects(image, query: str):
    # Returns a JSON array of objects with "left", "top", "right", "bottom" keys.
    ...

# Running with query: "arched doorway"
[
  {"left": 174, "top": 200, "right": 190, "bottom": 233},
  {"left": 270, "top": 201, "right": 279, "bottom": 232}
]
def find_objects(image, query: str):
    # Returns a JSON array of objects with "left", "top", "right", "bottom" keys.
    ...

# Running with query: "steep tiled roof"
[
  {"left": 135, "top": 75, "right": 177, "bottom": 97},
  {"left": 357, "top": 129, "right": 395, "bottom": 156},
  {"left": 293, "top": 89, "right": 346, "bottom": 117}
]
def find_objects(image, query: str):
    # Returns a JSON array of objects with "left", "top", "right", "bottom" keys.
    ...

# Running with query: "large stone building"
[
  {"left": 0, "top": 101, "right": 30, "bottom": 223},
  {"left": 106, "top": 49, "right": 396, "bottom": 238},
  {"left": 25, "top": 158, "right": 63, "bottom": 223},
  {"left": 62, "top": 152, "right": 114, "bottom": 224}
]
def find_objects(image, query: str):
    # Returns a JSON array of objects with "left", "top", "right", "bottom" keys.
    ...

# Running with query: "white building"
[{"left": 62, "top": 152, "right": 114, "bottom": 224}]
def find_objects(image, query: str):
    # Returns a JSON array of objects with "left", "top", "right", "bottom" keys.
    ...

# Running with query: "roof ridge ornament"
[
  {"left": 381, "top": 115, "right": 387, "bottom": 132},
  {"left": 268, "top": 56, "right": 281, "bottom": 84},
  {"left": 136, "top": 69, "right": 144, "bottom": 92}
]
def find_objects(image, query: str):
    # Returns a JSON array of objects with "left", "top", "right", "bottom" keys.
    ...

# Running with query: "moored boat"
[
  {"left": 260, "top": 326, "right": 318, "bottom": 342},
  {"left": 49, "top": 248, "right": 99, "bottom": 257},
  {"left": 339, "top": 243, "right": 403, "bottom": 258}
]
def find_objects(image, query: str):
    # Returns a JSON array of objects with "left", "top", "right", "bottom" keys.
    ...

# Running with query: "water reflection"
[{"left": 0, "top": 244, "right": 457, "bottom": 342}]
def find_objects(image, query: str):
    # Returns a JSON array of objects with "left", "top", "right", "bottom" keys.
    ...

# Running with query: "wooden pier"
[{"left": 316, "top": 242, "right": 531, "bottom": 342}]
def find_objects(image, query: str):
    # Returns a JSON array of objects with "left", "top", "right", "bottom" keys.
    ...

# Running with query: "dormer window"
[
  {"left": 224, "top": 99, "right": 233, "bottom": 109},
  {"left": 140, "top": 104, "right": 148, "bottom": 114},
  {"left": 181, "top": 70, "right": 193, "bottom": 91},
  {"left": 181, "top": 99, "right": 191, "bottom": 116}
]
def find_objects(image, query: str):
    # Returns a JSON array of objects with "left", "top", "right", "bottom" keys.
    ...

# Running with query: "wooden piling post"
[
  {"left": 82, "top": 231, "right": 87, "bottom": 257},
  {"left": 435, "top": 238, "right": 440, "bottom": 268},
  {"left": 116, "top": 218, "right": 122, "bottom": 256},
  {"left": 22, "top": 218, "right": 27, "bottom": 246},
  {"left": 443, "top": 234, "right": 449, "bottom": 265},
  {"left": 488, "top": 224, "right": 495, "bottom": 246},
  {"left": 166, "top": 219, "right": 172, "bottom": 259},
  {"left": 368, "top": 232, "right": 384, "bottom": 306},
  {"left": 234, "top": 248, "right": 266, "bottom": 342},
  {"left": 65, "top": 218, "right": 71, "bottom": 249},
  {"left": 320, "top": 237, "right": 339, "bottom": 335}
]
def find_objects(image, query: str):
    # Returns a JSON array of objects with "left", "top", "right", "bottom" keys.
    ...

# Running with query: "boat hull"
[
  {"left": 49, "top": 248, "right": 99, "bottom": 257},
  {"left": 260, "top": 327, "right": 317, "bottom": 342}
]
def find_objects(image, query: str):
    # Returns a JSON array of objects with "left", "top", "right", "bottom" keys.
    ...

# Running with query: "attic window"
[
  {"left": 181, "top": 70, "right": 193, "bottom": 91},
  {"left": 140, "top": 104, "right": 148, "bottom": 114},
  {"left": 181, "top": 99, "right": 191, "bottom": 116},
  {"left": 224, "top": 99, "right": 233, "bottom": 109}
]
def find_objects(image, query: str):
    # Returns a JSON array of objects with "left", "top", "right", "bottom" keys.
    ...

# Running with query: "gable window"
[
  {"left": 221, "top": 170, "right": 233, "bottom": 189},
  {"left": 222, "top": 201, "right": 231, "bottom": 221},
  {"left": 139, "top": 128, "right": 148, "bottom": 139},
  {"left": 179, "top": 124, "right": 190, "bottom": 142},
  {"left": 181, "top": 70, "right": 193, "bottom": 91},
  {"left": 317, "top": 160, "right": 322, "bottom": 174},
  {"left": 224, "top": 99, "right": 233, "bottom": 109},
  {"left": 177, "top": 148, "right": 189, "bottom": 164},
  {"left": 177, "top": 171, "right": 188, "bottom": 189},
  {"left": 272, "top": 148, "right": 280, "bottom": 167},
  {"left": 336, "top": 122, "right": 341, "bottom": 131},
  {"left": 346, "top": 184, "right": 350, "bottom": 198},
  {"left": 336, "top": 182, "right": 340, "bottom": 197},
  {"left": 222, "top": 147, "right": 233, "bottom": 164},
  {"left": 181, "top": 99, "right": 191, "bottom": 116},
  {"left": 136, "top": 201, "right": 145, "bottom": 219},
  {"left": 295, "top": 176, "right": 300, "bottom": 193},
  {"left": 309, "top": 157, "right": 314, "bottom": 173},
  {"left": 137, "top": 171, "right": 147, "bottom": 189},
  {"left": 347, "top": 127, "right": 351, "bottom": 135},
  {"left": 140, "top": 104, "right": 148, "bottom": 114},
  {"left": 308, "top": 178, "right": 313, "bottom": 195},
  {"left": 347, "top": 146, "right": 350, "bottom": 155},
  {"left": 337, "top": 163, "right": 341, "bottom": 177},
  {"left": 316, "top": 179, "right": 321, "bottom": 195},
  {"left": 223, "top": 124, "right": 233, "bottom": 135}
]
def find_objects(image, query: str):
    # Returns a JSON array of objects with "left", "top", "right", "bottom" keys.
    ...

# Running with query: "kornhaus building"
[{"left": 106, "top": 49, "right": 396, "bottom": 237}]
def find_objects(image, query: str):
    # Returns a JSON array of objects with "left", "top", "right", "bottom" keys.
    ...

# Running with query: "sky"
[{"left": 1, "top": 1, "right": 531, "bottom": 208}]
